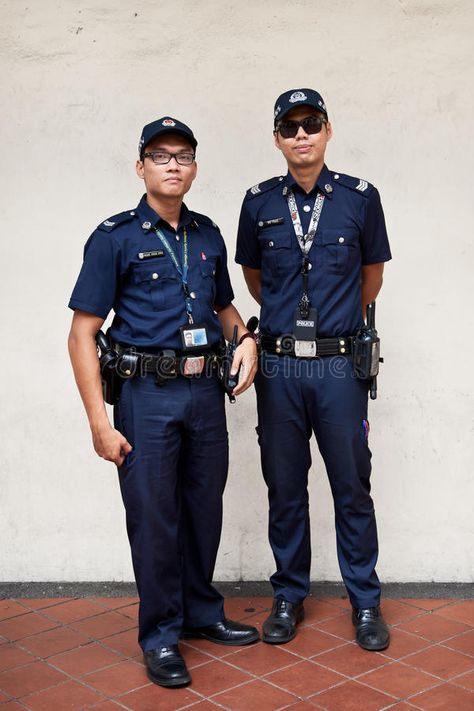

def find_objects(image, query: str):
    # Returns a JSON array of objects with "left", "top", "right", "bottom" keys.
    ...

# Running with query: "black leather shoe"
[
  {"left": 144, "top": 645, "right": 191, "bottom": 687},
  {"left": 262, "top": 599, "right": 304, "bottom": 644},
  {"left": 352, "top": 606, "right": 390, "bottom": 651},
  {"left": 182, "top": 618, "right": 259, "bottom": 646}
]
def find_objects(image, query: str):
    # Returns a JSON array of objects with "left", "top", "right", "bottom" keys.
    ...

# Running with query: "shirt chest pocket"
[
  {"left": 258, "top": 230, "right": 293, "bottom": 275},
  {"left": 198, "top": 258, "right": 217, "bottom": 303},
  {"left": 132, "top": 262, "right": 180, "bottom": 311},
  {"left": 319, "top": 229, "right": 360, "bottom": 275}
]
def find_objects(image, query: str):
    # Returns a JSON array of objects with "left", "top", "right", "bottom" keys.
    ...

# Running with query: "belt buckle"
[
  {"left": 294, "top": 340, "right": 317, "bottom": 358},
  {"left": 182, "top": 355, "right": 205, "bottom": 376}
]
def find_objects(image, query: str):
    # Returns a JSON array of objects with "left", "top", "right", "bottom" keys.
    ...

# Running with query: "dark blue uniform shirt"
[
  {"left": 236, "top": 165, "right": 391, "bottom": 338},
  {"left": 69, "top": 195, "right": 234, "bottom": 349}
]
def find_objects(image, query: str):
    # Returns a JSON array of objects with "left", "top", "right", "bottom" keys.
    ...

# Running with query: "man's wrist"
[
  {"left": 90, "top": 413, "right": 111, "bottom": 434},
  {"left": 238, "top": 331, "right": 257, "bottom": 346}
]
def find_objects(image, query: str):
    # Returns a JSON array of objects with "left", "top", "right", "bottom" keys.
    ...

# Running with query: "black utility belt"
[
  {"left": 260, "top": 334, "right": 354, "bottom": 358},
  {"left": 114, "top": 344, "right": 221, "bottom": 378}
]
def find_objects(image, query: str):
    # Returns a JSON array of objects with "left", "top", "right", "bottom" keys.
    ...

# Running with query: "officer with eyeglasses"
[
  {"left": 236, "top": 89, "right": 392, "bottom": 651},
  {"left": 68, "top": 117, "right": 259, "bottom": 689}
]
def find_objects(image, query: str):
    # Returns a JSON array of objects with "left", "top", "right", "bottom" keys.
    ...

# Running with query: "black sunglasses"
[{"left": 276, "top": 116, "right": 327, "bottom": 139}]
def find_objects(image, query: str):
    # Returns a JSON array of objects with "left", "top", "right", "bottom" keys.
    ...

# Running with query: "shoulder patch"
[
  {"left": 190, "top": 211, "right": 220, "bottom": 232},
  {"left": 245, "top": 176, "right": 283, "bottom": 200},
  {"left": 331, "top": 172, "right": 374, "bottom": 197},
  {"left": 96, "top": 210, "right": 136, "bottom": 232}
]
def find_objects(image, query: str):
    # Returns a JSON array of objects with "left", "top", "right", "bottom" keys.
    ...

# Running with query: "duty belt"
[
  {"left": 114, "top": 343, "right": 220, "bottom": 377},
  {"left": 260, "top": 334, "right": 354, "bottom": 358}
]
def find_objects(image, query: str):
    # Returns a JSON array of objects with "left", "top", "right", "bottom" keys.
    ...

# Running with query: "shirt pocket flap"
[
  {"left": 320, "top": 229, "right": 359, "bottom": 246},
  {"left": 133, "top": 262, "right": 178, "bottom": 284},
  {"left": 200, "top": 259, "right": 217, "bottom": 278},
  {"left": 260, "top": 231, "right": 292, "bottom": 250}
]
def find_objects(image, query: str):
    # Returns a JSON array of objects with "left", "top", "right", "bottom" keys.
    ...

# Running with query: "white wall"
[{"left": 1, "top": 0, "right": 473, "bottom": 583}]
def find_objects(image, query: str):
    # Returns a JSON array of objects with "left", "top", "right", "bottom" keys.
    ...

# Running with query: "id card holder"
[
  {"left": 180, "top": 324, "right": 210, "bottom": 352},
  {"left": 293, "top": 307, "right": 318, "bottom": 358}
]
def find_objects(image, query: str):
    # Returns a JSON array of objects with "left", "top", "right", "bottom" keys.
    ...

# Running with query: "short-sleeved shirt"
[
  {"left": 69, "top": 195, "right": 234, "bottom": 350},
  {"left": 235, "top": 165, "right": 391, "bottom": 338}
]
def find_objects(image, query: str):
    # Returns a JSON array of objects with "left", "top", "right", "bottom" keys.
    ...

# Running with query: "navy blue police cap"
[
  {"left": 273, "top": 89, "right": 328, "bottom": 126},
  {"left": 139, "top": 117, "right": 197, "bottom": 158}
]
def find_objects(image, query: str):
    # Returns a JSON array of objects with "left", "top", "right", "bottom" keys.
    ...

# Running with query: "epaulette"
[
  {"left": 96, "top": 210, "right": 137, "bottom": 232},
  {"left": 244, "top": 176, "right": 284, "bottom": 200},
  {"left": 190, "top": 211, "right": 220, "bottom": 231},
  {"left": 332, "top": 172, "right": 374, "bottom": 197}
]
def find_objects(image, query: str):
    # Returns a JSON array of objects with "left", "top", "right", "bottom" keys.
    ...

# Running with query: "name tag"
[
  {"left": 138, "top": 250, "right": 165, "bottom": 260},
  {"left": 257, "top": 217, "right": 285, "bottom": 229}
]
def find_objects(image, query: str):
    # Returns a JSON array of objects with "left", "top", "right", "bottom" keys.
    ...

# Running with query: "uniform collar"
[
  {"left": 283, "top": 164, "right": 334, "bottom": 199},
  {"left": 136, "top": 194, "right": 194, "bottom": 232}
]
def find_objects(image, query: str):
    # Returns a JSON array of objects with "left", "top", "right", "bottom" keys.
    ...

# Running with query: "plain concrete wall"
[{"left": 1, "top": 0, "right": 473, "bottom": 583}]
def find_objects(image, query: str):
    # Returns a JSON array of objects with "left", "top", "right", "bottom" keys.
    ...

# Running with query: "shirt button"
[
  {"left": 307, "top": 262, "right": 312, "bottom": 270},
  {"left": 334, "top": 174, "right": 340, "bottom": 180},
  {"left": 268, "top": 241, "right": 274, "bottom": 247},
  {"left": 258, "top": 220, "right": 264, "bottom": 227},
  {"left": 303, "top": 205, "right": 311, "bottom": 213},
  {"left": 152, "top": 273, "right": 159, "bottom": 279},
  {"left": 338, "top": 236, "right": 345, "bottom": 244}
]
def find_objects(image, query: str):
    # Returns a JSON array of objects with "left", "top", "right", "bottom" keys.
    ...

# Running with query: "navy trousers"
[
  {"left": 255, "top": 354, "right": 381, "bottom": 609},
  {"left": 114, "top": 373, "right": 228, "bottom": 651}
]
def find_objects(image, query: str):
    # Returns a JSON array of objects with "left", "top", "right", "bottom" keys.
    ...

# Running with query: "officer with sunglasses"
[
  {"left": 236, "top": 89, "right": 392, "bottom": 651},
  {"left": 68, "top": 117, "right": 259, "bottom": 689}
]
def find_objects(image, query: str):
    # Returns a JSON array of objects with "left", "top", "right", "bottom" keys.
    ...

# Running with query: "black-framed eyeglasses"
[
  {"left": 143, "top": 151, "right": 195, "bottom": 166},
  {"left": 276, "top": 116, "right": 327, "bottom": 139}
]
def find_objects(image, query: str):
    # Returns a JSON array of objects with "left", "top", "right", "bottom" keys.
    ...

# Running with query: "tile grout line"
[
  {"left": 349, "top": 670, "right": 449, "bottom": 707},
  {"left": 305, "top": 675, "right": 400, "bottom": 707},
  {"left": 208, "top": 675, "right": 301, "bottom": 705},
  {"left": 403, "top": 678, "right": 461, "bottom": 708},
  {"left": 389, "top": 621, "right": 474, "bottom": 647}
]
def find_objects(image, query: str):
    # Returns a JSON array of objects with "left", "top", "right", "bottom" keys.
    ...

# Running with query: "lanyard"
[
  {"left": 155, "top": 227, "right": 194, "bottom": 323},
  {"left": 286, "top": 189, "right": 325, "bottom": 255},
  {"left": 286, "top": 189, "right": 325, "bottom": 318}
]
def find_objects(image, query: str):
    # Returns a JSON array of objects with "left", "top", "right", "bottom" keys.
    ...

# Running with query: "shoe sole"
[
  {"left": 146, "top": 669, "right": 192, "bottom": 687},
  {"left": 262, "top": 609, "right": 305, "bottom": 645},
  {"left": 181, "top": 630, "right": 260, "bottom": 646}
]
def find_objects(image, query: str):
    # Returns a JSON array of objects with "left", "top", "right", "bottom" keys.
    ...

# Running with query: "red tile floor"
[{"left": 0, "top": 596, "right": 473, "bottom": 710}]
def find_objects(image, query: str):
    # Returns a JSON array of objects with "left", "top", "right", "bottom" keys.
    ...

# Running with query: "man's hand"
[
  {"left": 69, "top": 310, "right": 133, "bottom": 466},
  {"left": 92, "top": 423, "right": 133, "bottom": 466},
  {"left": 231, "top": 337, "right": 258, "bottom": 396}
]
